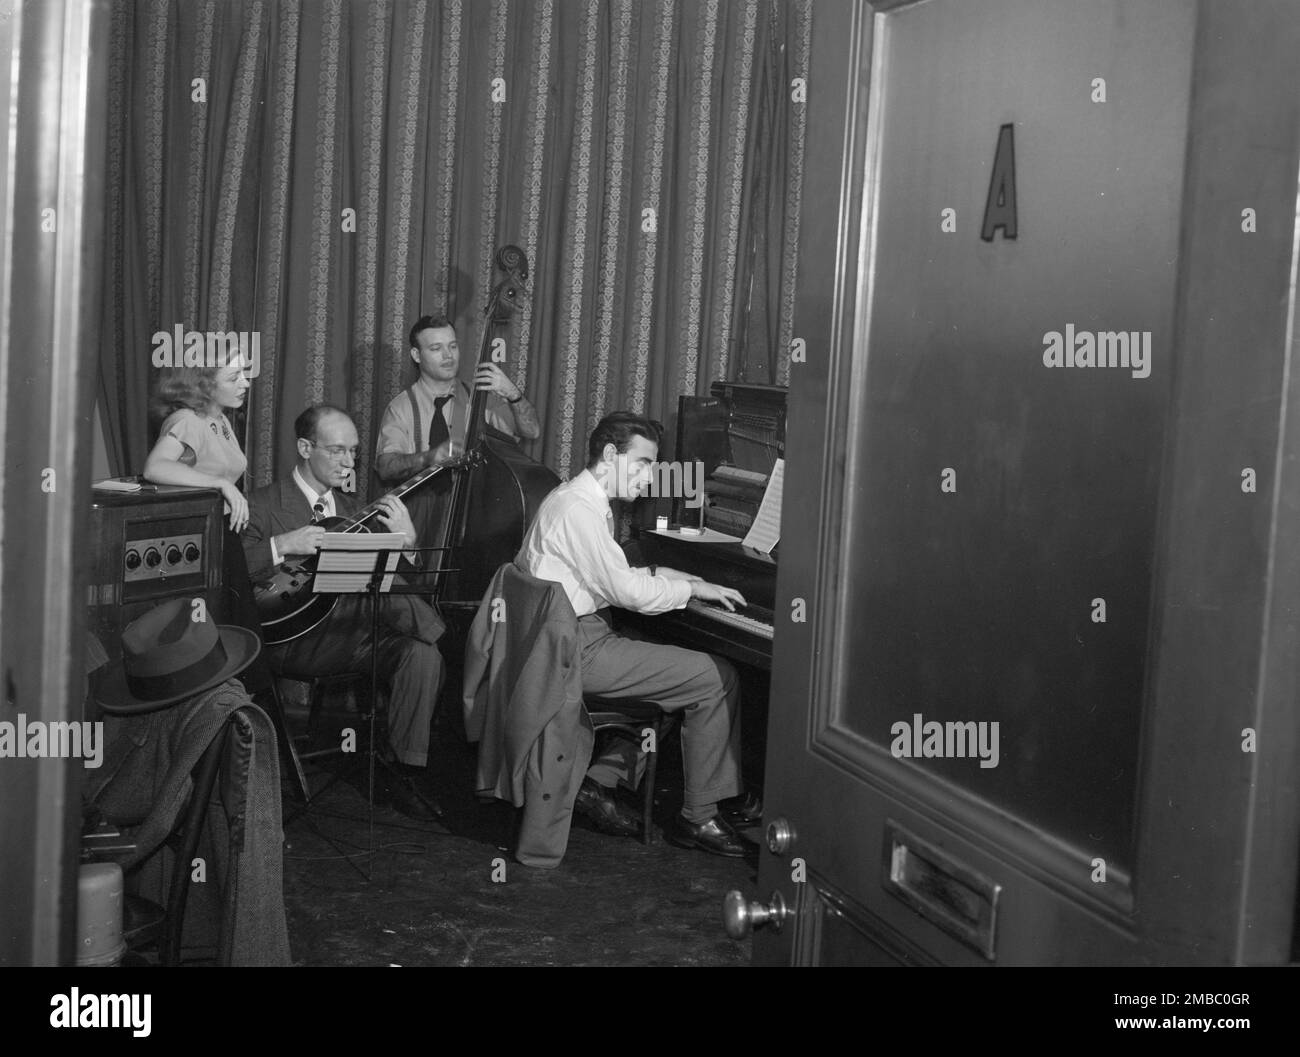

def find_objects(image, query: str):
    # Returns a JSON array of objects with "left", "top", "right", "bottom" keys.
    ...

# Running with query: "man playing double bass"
[
  {"left": 375, "top": 314, "right": 541, "bottom": 574},
  {"left": 373, "top": 313, "right": 541, "bottom": 486}
]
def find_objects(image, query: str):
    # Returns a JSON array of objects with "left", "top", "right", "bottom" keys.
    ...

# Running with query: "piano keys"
[
  {"left": 685, "top": 599, "right": 774, "bottom": 642},
  {"left": 619, "top": 526, "right": 777, "bottom": 671}
]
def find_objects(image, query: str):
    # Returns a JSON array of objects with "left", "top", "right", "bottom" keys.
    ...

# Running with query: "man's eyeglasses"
[{"left": 309, "top": 442, "right": 360, "bottom": 460}]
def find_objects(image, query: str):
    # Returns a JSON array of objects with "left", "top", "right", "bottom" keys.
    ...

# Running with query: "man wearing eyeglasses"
[{"left": 242, "top": 404, "right": 446, "bottom": 821}]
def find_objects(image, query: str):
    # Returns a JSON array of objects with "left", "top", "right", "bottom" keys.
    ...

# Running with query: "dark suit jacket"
[
  {"left": 243, "top": 476, "right": 351, "bottom": 583},
  {"left": 463, "top": 563, "right": 594, "bottom": 868},
  {"left": 243, "top": 475, "right": 443, "bottom": 646}
]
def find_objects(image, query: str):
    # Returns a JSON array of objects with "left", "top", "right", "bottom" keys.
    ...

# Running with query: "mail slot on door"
[{"left": 882, "top": 821, "right": 1002, "bottom": 961}]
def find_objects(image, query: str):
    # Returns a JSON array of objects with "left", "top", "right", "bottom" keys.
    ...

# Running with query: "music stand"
[{"left": 311, "top": 537, "right": 454, "bottom": 879}]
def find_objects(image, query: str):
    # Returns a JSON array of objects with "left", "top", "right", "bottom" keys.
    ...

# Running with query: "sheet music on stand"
[
  {"left": 313, "top": 532, "right": 407, "bottom": 593},
  {"left": 741, "top": 458, "right": 784, "bottom": 554}
]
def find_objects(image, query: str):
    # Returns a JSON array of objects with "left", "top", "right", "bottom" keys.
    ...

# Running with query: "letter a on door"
[{"left": 980, "top": 123, "right": 1018, "bottom": 242}]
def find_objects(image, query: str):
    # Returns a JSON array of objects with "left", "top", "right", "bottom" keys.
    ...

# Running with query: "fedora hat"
[{"left": 93, "top": 597, "right": 261, "bottom": 714}]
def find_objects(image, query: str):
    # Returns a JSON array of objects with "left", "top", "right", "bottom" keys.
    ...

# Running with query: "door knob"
[
  {"left": 765, "top": 817, "right": 795, "bottom": 855},
  {"left": 722, "top": 889, "right": 789, "bottom": 939}
]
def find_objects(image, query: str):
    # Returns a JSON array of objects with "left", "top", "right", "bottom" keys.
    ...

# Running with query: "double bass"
[
  {"left": 254, "top": 246, "right": 554, "bottom": 641},
  {"left": 426, "top": 245, "right": 560, "bottom": 607}
]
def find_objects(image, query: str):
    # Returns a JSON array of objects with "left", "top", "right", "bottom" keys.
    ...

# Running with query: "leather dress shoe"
[
  {"left": 665, "top": 813, "right": 748, "bottom": 858},
  {"left": 573, "top": 778, "right": 642, "bottom": 838},
  {"left": 719, "top": 790, "right": 763, "bottom": 829}
]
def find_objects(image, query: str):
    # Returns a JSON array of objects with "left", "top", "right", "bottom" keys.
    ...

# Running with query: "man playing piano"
[{"left": 516, "top": 412, "right": 761, "bottom": 857}]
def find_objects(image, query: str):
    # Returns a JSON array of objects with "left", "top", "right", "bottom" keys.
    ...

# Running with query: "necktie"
[
  {"left": 428, "top": 395, "right": 452, "bottom": 452},
  {"left": 312, "top": 499, "right": 327, "bottom": 523}
]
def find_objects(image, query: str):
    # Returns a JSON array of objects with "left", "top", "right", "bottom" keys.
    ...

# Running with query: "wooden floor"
[{"left": 279, "top": 669, "right": 760, "bottom": 968}]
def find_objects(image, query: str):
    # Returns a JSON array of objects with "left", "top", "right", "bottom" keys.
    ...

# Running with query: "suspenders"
[
  {"left": 405, "top": 380, "right": 473, "bottom": 452},
  {"left": 406, "top": 387, "right": 423, "bottom": 451}
]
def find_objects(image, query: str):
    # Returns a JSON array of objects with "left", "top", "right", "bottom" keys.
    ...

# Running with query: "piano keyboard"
[{"left": 686, "top": 599, "right": 774, "bottom": 640}]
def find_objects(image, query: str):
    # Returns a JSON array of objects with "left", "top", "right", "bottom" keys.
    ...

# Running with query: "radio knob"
[
  {"left": 165, "top": 545, "right": 182, "bottom": 565},
  {"left": 143, "top": 547, "right": 162, "bottom": 568},
  {"left": 124, "top": 549, "right": 141, "bottom": 570},
  {"left": 183, "top": 543, "right": 200, "bottom": 563}
]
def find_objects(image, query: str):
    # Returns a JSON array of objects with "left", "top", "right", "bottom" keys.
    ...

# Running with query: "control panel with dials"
[{"left": 122, "top": 530, "right": 205, "bottom": 583}]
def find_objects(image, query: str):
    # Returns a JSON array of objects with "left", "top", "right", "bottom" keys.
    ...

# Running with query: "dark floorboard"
[{"left": 279, "top": 659, "right": 763, "bottom": 967}]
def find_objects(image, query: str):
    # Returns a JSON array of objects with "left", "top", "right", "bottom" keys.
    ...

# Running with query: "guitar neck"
[{"left": 340, "top": 463, "right": 449, "bottom": 532}]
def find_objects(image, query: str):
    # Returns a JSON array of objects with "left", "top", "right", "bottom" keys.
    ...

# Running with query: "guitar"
[{"left": 252, "top": 454, "right": 478, "bottom": 646}]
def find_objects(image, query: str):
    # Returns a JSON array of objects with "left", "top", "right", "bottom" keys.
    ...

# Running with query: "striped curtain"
[{"left": 100, "top": 0, "right": 810, "bottom": 496}]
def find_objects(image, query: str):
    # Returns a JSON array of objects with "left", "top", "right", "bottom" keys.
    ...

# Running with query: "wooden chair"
[
  {"left": 85, "top": 718, "right": 233, "bottom": 966},
  {"left": 584, "top": 699, "right": 670, "bottom": 845},
  {"left": 470, "top": 563, "right": 669, "bottom": 851},
  {"left": 285, "top": 670, "right": 375, "bottom": 765}
]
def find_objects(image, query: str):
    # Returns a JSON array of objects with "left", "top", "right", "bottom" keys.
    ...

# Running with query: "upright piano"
[{"left": 620, "top": 382, "right": 786, "bottom": 671}]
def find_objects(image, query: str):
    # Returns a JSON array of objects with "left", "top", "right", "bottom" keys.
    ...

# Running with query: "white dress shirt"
[
  {"left": 269, "top": 466, "right": 336, "bottom": 566},
  {"left": 375, "top": 377, "right": 516, "bottom": 462},
  {"left": 517, "top": 469, "right": 691, "bottom": 617}
]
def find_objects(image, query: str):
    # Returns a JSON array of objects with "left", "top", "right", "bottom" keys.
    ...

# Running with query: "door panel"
[
  {"left": 792, "top": 872, "right": 934, "bottom": 967},
  {"left": 754, "top": 0, "right": 1300, "bottom": 966},
  {"left": 830, "top": 0, "right": 1192, "bottom": 868}
]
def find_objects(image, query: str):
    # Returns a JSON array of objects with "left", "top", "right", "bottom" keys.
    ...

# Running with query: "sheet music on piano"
[{"left": 741, "top": 458, "right": 784, "bottom": 554}]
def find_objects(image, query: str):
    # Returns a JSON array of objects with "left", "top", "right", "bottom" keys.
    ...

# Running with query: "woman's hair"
[{"left": 150, "top": 365, "right": 218, "bottom": 427}]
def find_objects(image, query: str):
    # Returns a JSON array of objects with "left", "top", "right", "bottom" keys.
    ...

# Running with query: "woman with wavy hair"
[{"left": 143, "top": 355, "right": 252, "bottom": 531}]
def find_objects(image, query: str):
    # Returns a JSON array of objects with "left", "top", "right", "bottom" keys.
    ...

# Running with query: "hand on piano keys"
[
  {"left": 628, "top": 522, "right": 776, "bottom": 667},
  {"left": 690, "top": 581, "right": 747, "bottom": 612},
  {"left": 684, "top": 599, "right": 775, "bottom": 642}
]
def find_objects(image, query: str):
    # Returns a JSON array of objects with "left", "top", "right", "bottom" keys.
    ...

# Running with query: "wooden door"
[
  {"left": 0, "top": 0, "right": 109, "bottom": 966},
  {"left": 744, "top": 0, "right": 1300, "bottom": 966}
]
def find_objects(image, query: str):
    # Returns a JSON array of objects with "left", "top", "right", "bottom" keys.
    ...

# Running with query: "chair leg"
[
  {"left": 257, "top": 680, "right": 310, "bottom": 803},
  {"left": 305, "top": 679, "right": 330, "bottom": 742},
  {"left": 162, "top": 724, "right": 228, "bottom": 966},
  {"left": 641, "top": 715, "right": 662, "bottom": 846}
]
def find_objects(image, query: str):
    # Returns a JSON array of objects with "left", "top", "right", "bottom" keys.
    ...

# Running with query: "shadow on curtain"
[{"left": 100, "top": 0, "right": 810, "bottom": 499}]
